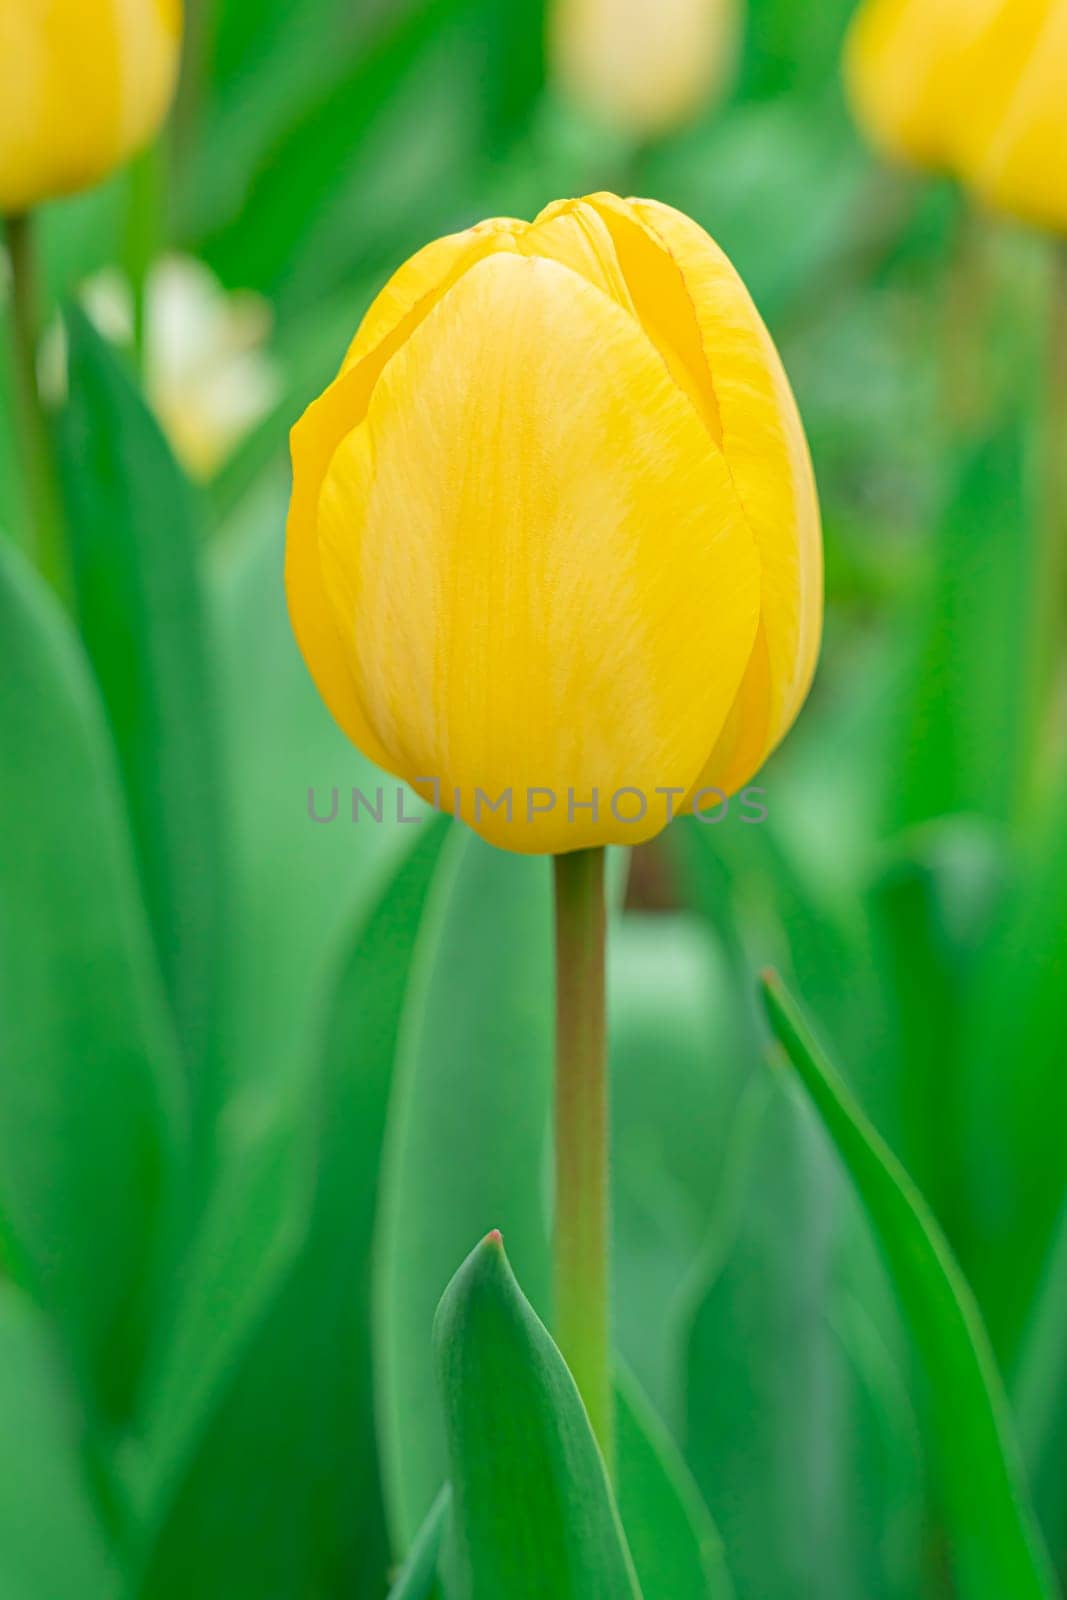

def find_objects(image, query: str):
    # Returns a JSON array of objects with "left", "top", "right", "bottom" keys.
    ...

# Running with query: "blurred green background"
[{"left": 1, "top": 0, "right": 1066, "bottom": 1595}]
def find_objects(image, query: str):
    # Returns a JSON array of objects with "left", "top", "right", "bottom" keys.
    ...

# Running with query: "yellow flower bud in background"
[
  {"left": 951, "top": 0, "right": 1067, "bottom": 234},
  {"left": 0, "top": 0, "right": 183, "bottom": 213},
  {"left": 287, "top": 195, "right": 821, "bottom": 854},
  {"left": 846, "top": 0, "right": 1067, "bottom": 233},
  {"left": 844, "top": 0, "right": 979, "bottom": 174},
  {"left": 549, "top": 0, "right": 743, "bottom": 140}
]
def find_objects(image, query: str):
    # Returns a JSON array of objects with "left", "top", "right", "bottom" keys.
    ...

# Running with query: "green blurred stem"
[
  {"left": 124, "top": 144, "right": 165, "bottom": 369},
  {"left": 552, "top": 847, "right": 614, "bottom": 1473},
  {"left": 4, "top": 212, "right": 69, "bottom": 602},
  {"left": 1043, "top": 242, "right": 1067, "bottom": 680},
  {"left": 173, "top": 0, "right": 216, "bottom": 166}
]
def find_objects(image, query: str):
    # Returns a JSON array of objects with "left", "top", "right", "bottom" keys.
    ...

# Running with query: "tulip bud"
[
  {"left": 844, "top": 0, "right": 981, "bottom": 174},
  {"left": 549, "top": 0, "right": 742, "bottom": 140},
  {"left": 287, "top": 195, "right": 821, "bottom": 854},
  {"left": 846, "top": 0, "right": 1067, "bottom": 233},
  {"left": 0, "top": 0, "right": 183, "bottom": 214},
  {"left": 951, "top": 0, "right": 1067, "bottom": 234}
]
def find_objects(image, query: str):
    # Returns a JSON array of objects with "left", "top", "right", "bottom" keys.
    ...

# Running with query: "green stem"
[
  {"left": 1043, "top": 243, "right": 1067, "bottom": 681},
  {"left": 124, "top": 144, "right": 165, "bottom": 370},
  {"left": 938, "top": 196, "right": 992, "bottom": 439},
  {"left": 552, "top": 846, "right": 613, "bottom": 1472},
  {"left": 4, "top": 211, "right": 69, "bottom": 602},
  {"left": 172, "top": 0, "right": 217, "bottom": 167}
]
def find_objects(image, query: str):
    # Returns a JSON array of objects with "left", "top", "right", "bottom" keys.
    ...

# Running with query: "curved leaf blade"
[
  {"left": 434, "top": 1232, "right": 641, "bottom": 1600},
  {"left": 375, "top": 833, "right": 553, "bottom": 1546},
  {"left": 387, "top": 1489, "right": 449, "bottom": 1600},
  {"left": 616, "top": 1367, "right": 733, "bottom": 1599},
  {"left": 58, "top": 308, "right": 226, "bottom": 1098},
  {"left": 137, "top": 817, "right": 450, "bottom": 1598},
  {"left": 0, "top": 540, "right": 184, "bottom": 1420},
  {"left": 760, "top": 970, "right": 1056, "bottom": 1600},
  {"left": 0, "top": 1285, "right": 120, "bottom": 1598}
]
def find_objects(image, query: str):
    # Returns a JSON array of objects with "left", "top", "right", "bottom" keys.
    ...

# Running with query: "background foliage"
[{"left": 1, "top": 0, "right": 1065, "bottom": 1595}]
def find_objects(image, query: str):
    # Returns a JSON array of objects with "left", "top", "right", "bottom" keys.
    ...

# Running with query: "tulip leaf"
[
  {"left": 387, "top": 1489, "right": 450, "bottom": 1600},
  {"left": 434, "top": 1232, "right": 642, "bottom": 1600},
  {"left": 760, "top": 970, "right": 1057, "bottom": 1600},
  {"left": 200, "top": 0, "right": 472, "bottom": 303},
  {"left": 0, "top": 1285, "right": 120, "bottom": 1598},
  {"left": 210, "top": 492, "right": 413, "bottom": 1107},
  {"left": 136, "top": 817, "right": 449, "bottom": 1597},
  {"left": 609, "top": 913, "right": 748, "bottom": 1427},
  {"left": 890, "top": 416, "right": 1036, "bottom": 833},
  {"left": 684, "top": 1075, "right": 881, "bottom": 1598},
  {"left": 57, "top": 307, "right": 226, "bottom": 1104},
  {"left": 867, "top": 818, "right": 1007, "bottom": 1242},
  {"left": 962, "top": 771, "right": 1067, "bottom": 1356},
  {"left": 375, "top": 831, "right": 554, "bottom": 1547},
  {"left": 135, "top": 1076, "right": 316, "bottom": 1564},
  {"left": 1013, "top": 1197, "right": 1067, "bottom": 1572},
  {"left": 0, "top": 539, "right": 184, "bottom": 1421},
  {"left": 616, "top": 1367, "right": 733, "bottom": 1599}
]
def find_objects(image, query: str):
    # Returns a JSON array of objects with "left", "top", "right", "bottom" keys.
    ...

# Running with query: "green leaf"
[
  {"left": 616, "top": 1368, "right": 733, "bottom": 1600},
  {"left": 962, "top": 772, "right": 1067, "bottom": 1356},
  {"left": 209, "top": 490, "right": 413, "bottom": 1105},
  {"left": 609, "top": 913, "right": 747, "bottom": 1426},
  {"left": 867, "top": 818, "right": 1007, "bottom": 1240},
  {"left": 57, "top": 307, "right": 226, "bottom": 1103},
  {"left": 434, "top": 1232, "right": 641, "bottom": 1600},
  {"left": 0, "top": 1284, "right": 120, "bottom": 1598},
  {"left": 761, "top": 970, "right": 1057, "bottom": 1600},
  {"left": 889, "top": 416, "right": 1038, "bottom": 832},
  {"left": 683, "top": 1076, "right": 874, "bottom": 1599},
  {"left": 1013, "top": 1196, "right": 1067, "bottom": 1572},
  {"left": 199, "top": 0, "right": 473, "bottom": 300},
  {"left": 0, "top": 539, "right": 184, "bottom": 1421},
  {"left": 387, "top": 1490, "right": 449, "bottom": 1600},
  {"left": 137, "top": 817, "right": 450, "bottom": 1598},
  {"left": 375, "top": 832, "right": 553, "bottom": 1547}
]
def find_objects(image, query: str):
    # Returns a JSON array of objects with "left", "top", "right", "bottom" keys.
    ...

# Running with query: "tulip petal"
[
  {"left": 524, "top": 200, "right": 638, "bottom": 311},
  {"left": 843, "top": 0, "right": 997, "bottom": 170},
  {"left": 287, "top": 365, "right": 397, "bottom": 772},
  {"left": 597, "top": 196, "right": 821, "bottom": 795},
  {"left": 964, "top": 0, "right": 1067, "bottom": 232},
  {"left": 340, "top": 220, "right": 524, "bottom": 376},
  {"left": 315, "top": 252, "right": 761, "bottom": 852},
  {"left": 0, "top": 0, "right": 179, "bottom": 211}
]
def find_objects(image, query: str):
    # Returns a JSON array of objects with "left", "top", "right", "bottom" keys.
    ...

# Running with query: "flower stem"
[
  {"left": 4, "top": 211, "right": 69, "bottom": 602},
  {"left": 552, "top": 846, "right": 613, "bottom": 1471},
  {"left": 1042, "top": 242, "right": 1067, "bottom": 698},
  {"left": 125, "top": 144, "right": 164, "bottom": 370}
]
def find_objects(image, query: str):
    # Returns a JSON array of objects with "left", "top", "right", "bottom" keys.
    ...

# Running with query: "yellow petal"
[
  {"left": 0, "top": 0, "right": 181, "bottom": 212},
  {"left": 312, "top": 251, "right": 761, "bottom": 852},
  {"left": 340, "top": 220, "right": 524, "bottom": 375},
  {"left": 962, "top": 0, "right": 1067, "bottom": 232},
  {"left": 843, "top": 0, "right": 998, "bottom": 172},
  {"left": 611, "top": 197, "right": 822, "bottom": 794},
  {"left": 287, "top": 363, "right": 397, "bottom": 774}
]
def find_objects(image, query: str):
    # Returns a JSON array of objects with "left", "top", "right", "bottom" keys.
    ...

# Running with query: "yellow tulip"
[
  {"left": 846, "top": 0, "right": 1067, "bottom": 232},
  {"left": 844, "top": 0, "right": 982, "bottom": 172},
  {"left": 954, "top": 0, "right": 1067, "bottom": 232},
  {"left": 0, "top": 0, "right": 183, "bottom": 213},
  {"left": 549, "top": 0, "right": 742, "bottom": 139},
  {"left": 287, "top": 195, "right": 821, "bottom": 854}
]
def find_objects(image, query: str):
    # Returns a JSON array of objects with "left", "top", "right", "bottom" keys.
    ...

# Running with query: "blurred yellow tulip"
[
  {"left": 0, "top": 0, "right": 183, "bottom": 213},
  {"left": 287, "top": 195, "right": 821, "bottom": 853},
  {"left": 954, "top": 0, "right": 1067, "bottom": 232},
  {"left": 549, "top": 0, "right": 742, "bottom": 139},
  {"left": 846, "top": 0, "right": 1067, "bottom": 232}
]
